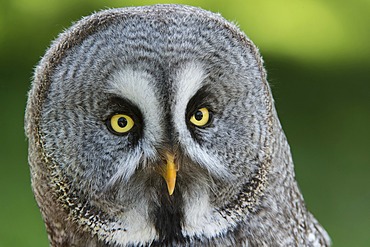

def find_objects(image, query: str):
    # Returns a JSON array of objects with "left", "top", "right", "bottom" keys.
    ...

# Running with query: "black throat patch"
[{"left": 151, "top": 179, "right": 186, "bottom": 245}]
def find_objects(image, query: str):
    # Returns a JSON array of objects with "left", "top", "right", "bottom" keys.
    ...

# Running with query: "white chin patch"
[
  {"left": 102, "top": 205, "right": 157, "bottom": 246},
  {"left": 182, "top": 187, "right": 234, "bottom": 239}
]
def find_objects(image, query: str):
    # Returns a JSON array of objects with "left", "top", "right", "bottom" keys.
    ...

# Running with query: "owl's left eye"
[
  {"left": 107, "top": 114, "right": 134, "bottom": 135},
  {"left": 190, "top": 107, "right": 211, "bottom": 127}
]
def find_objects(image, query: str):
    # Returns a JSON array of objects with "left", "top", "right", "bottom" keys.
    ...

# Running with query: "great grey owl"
[{"left": 25, "top": 4, "right": 331, "bottom": 247}]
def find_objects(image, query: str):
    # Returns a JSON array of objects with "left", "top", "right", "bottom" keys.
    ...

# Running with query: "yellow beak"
[{"left": 161, "top": 153, "right": 178, "bottom": 195}]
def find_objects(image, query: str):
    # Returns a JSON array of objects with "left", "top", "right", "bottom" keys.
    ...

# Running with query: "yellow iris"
[
  {"left": 190, "top": 107, "right": 210, "bottom": 127},
  {"left": 110, "top": 114, "right": 134, "bottom": 134}
]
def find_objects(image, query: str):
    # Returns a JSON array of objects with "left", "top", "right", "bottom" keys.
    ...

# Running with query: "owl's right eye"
[{"left": 107, "top": 114, "right": 134, "bottom": 135}]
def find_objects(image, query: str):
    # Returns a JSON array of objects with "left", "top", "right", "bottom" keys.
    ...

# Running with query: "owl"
[{"left": 25, "top": 4, "right": 331, "bottom": 247}]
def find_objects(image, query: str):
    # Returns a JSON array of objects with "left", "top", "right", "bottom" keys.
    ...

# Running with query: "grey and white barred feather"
[{"left": 25, "top": 4, "right": 331, "bottom": 247}]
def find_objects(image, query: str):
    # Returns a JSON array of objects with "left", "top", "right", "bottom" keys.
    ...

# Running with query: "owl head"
[{"left": 25, "top": 4, "right": 330, "bottom": 246}]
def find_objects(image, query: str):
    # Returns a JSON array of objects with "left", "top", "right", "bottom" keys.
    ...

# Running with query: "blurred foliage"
[{"left": 0, "top": 0, "right": 369, "bottom": 246}]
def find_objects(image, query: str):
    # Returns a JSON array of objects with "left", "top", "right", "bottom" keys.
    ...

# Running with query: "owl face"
[{"left": 35, "top": 5, "right": 273, "bottom": 245}]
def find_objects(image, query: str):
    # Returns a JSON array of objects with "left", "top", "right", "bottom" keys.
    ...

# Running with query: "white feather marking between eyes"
[
  {"left": 104, "top": 68, "right": 163, "bottom": 187},
  {"left": 174, "top": 62, "right": 232, "bottom": 180},
  {"left": 173, "top": 61, "right": 206, "bottom": 120},
  {"left": 107, "top": 68, "right": 164, "bottom": 144}
]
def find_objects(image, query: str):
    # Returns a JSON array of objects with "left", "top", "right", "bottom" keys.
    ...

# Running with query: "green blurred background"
[{"left": 1, "top": 0, "right": 369, "bottom": 246}]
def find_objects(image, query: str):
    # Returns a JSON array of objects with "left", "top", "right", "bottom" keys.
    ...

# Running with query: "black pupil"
[
  {"left": 117, "top": 117, "right": 128, "bottom": 128},
  {"left": 194, "top": 110, "right": 203, "bottom": 121}
]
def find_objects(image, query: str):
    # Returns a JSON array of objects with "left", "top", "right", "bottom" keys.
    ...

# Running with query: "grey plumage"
[{"left": 25, "top": 4, "right": 331, "bottom": 247}]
